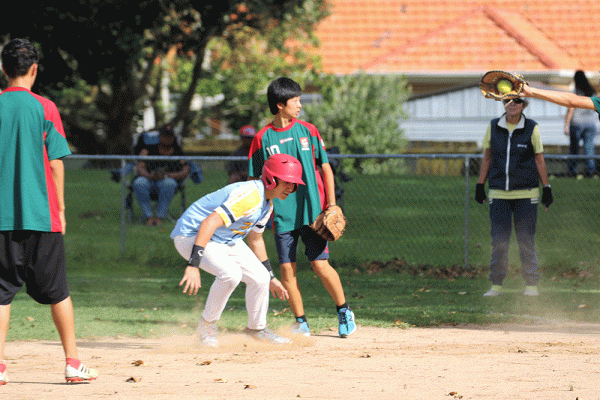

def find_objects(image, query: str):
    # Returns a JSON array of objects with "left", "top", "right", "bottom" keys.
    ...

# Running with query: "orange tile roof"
[{"left": 315, "top": 0, "right": 600, "bottom": 74}]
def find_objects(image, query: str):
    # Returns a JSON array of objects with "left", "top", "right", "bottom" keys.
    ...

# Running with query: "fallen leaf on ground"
[
  {"left": 214, "top": 378, "right": 227, "bottom": 383},
  {"left": 126, "top": 377, "right": 141, "bottom": 383},
  {"left": 244, "top": 384, "right": 257, "bottom": 389},
  {"left": 132, "top": 360, "right": 144, "bottom": 366},
  {"left": 198, "top": 360, "right": 211, "bottom": 366}
]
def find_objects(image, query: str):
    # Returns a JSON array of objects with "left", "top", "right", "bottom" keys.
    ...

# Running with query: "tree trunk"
[{"left": 169, "top": 41, "right": 208, "bottom": 135}]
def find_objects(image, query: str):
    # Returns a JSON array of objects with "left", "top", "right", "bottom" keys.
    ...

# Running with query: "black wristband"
[
  {"left": 188, "top": 245, "right": 204, "bottom": 268},
  {"left": 475, "top": 183, "right": 487, "bottom": 204},
  {"left": 262, "top": 259, "right": 275, "bottom": 280}
]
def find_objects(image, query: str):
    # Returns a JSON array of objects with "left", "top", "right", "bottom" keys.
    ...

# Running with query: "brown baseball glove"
[
  {"left": 479, "top": 70, "right": 526, "bottom": 101},
  {"left": 309, "top": 205, "right": 347, "bottom": 242}
]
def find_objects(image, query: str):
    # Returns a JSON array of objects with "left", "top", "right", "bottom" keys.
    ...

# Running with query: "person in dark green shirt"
[
  {"left": 248, "top": 77, "right": 356, "bottom": 338},
  {"left": 0, "top": 38, "right": 97, "bottom": 384}
]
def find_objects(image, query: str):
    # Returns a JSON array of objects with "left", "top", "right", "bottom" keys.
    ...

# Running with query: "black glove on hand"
[
  {"left": 541, "top": 186, "right": 553, "bottom": 208},
  {"left": 188, "top": 244, "right": 204, "bottom": 268},
  {"left": 475, "top": 183, "right": 487, "bottom": 204}
]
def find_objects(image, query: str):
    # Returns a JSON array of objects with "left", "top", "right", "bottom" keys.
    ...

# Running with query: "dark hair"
[
  {"left": 1, "top": 38, "right": 39, "bottom": 79},
  {"left": 158, "top": 125, "right": 182, "bottom": 152},
  {"left": 159, "top": 125, "right": 175, "bottom": 138},
  {"left": 267, "top": 77, "right": 302, "bottom": 115},
  {"left": 574, "top": 70, "right": 595, "bottom": 97}
]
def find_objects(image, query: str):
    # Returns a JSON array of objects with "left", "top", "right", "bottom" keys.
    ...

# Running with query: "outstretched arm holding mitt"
[
  {"left": 520, "top": 82, "right": 598, "bottom": 110},
  {"left": 480, "top": 70, "right": 600, "bottom": 112}
]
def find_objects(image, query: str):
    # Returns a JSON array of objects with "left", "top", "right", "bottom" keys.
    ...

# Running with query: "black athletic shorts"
[
  {"left": 0, "top": 231, "right": 70, "bottom": 305},
  {"left": 274, "top": 226, "right": 329, "bottom": 264}
]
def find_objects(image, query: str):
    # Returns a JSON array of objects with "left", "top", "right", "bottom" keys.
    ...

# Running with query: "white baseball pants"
[{"left": 173, "top": 235, "right": 270, "bottom": 330}]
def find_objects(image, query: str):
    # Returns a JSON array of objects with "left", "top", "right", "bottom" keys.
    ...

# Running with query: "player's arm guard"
[
  {"left": 479, "top": 70, "right": 526, "bottom": 101},
  {"left": 188, "top": 245, "right": 204, "bottom": 268},
  {"left": 309, "top": 205, "right": 347, "bottom": 242},
  {"left": 261, "top": 259, "right": 275, "bottom": 280}
]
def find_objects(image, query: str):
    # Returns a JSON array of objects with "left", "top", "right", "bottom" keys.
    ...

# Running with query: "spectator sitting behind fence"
[
  {"left": 475, "top": 97, "right": 553, "bottom": 298},
  {"left": 133, "top": 125, "right": 190, "bottom": 226},
  {"left": 227, "top": 125, "right": 257, "bottom": 184},
  {"left": 564, "top": 70, "right": 598, "bottom": 177}
]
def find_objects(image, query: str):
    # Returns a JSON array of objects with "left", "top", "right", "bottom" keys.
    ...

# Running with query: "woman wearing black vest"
[{"left": 475, "top": 98, "right": 553, "bottom": 297}]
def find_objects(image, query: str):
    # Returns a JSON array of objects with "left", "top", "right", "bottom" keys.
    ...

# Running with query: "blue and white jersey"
[{"left": 170, "top": 180, "right": 273, "bottom": 244}]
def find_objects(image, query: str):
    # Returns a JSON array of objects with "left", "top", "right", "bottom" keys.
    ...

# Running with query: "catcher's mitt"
[
  {"left": 309, "top": 205, "right": 347, "bottom": 242},
  {"left": 479, "top": 70, "right": 526, "bottom": 101}
]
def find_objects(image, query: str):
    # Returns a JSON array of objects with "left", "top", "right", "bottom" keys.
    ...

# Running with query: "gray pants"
[{"left": 489, "top": 198, "right": 539, "bottom": 286}]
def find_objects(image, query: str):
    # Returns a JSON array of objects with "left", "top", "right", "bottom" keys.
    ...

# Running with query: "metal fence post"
[
  {"left": 120, "top": 157, "right": 127, "bottom": 252},
  {"left": 464, "top": 155, "right": 470, "bottom": 269}
]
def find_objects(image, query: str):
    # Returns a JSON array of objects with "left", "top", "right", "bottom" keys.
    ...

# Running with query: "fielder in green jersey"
[
  {"left": 248, "top": 77, "right": 356, "bottom": 339},
  {"left": 248, "top": 117, "right": 328, "bottom": 233}
]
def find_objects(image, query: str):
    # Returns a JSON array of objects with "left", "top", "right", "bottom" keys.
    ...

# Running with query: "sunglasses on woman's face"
[{"left": 503, "top": 98, "right": 524, "bottom": 105}]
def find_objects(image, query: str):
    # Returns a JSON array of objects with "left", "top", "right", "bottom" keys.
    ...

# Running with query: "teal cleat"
[
  {"left": 337, "top": 308, "right": 356, "bottom": 338},
  {"left": 291, "top": 319, "right": 310, "bottom": 337}
]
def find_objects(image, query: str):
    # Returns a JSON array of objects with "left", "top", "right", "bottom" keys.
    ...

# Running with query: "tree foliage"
[
  {"left": 160, "top": 1, "right": 327, "bottom": 137},
  {"left": 303, "top": 72, "right": 411, "bottom": 174},
  {"left": 203, "top": 22, "right": 323, "bottom": 133},
  {"left": 1, "top": 0, "right": 328, "bottom": 154}
]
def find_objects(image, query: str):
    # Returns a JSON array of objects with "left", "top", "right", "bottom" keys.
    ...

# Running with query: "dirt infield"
[{"left": 2, "top": 323, "right": 599, "bottom": 399}]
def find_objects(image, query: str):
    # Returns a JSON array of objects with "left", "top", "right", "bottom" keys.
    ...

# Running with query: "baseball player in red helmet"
[{"left": 171, "top": 154, "right": 304, "bottom": 346}]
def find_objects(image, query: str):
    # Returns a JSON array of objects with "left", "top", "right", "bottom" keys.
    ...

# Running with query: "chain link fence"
[{"left": 64, "top": 154, "right": 600, "bottom": 274}]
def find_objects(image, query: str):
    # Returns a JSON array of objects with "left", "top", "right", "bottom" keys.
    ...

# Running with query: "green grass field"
[{"left": 6, "top": 166, "right": 600, "bottom": 341}]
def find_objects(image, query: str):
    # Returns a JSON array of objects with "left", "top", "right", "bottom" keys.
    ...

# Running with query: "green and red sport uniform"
[
  {"left": 248, "top": 118, "right": 328, "bottom": 233},
  {"left": 592, "top": 97, "right": 600, "bottom": 114},
  {"left": 0, "top": 87, "right": 71, "bottom": 233}
]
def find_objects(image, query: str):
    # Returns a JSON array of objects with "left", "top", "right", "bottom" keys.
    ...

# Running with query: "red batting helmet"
[
  {"left": 240, "top": 125, "right": 257, "bottom": 138},
  {"left": 262, "top": 154, "right": 305, "bottom": 192}
]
